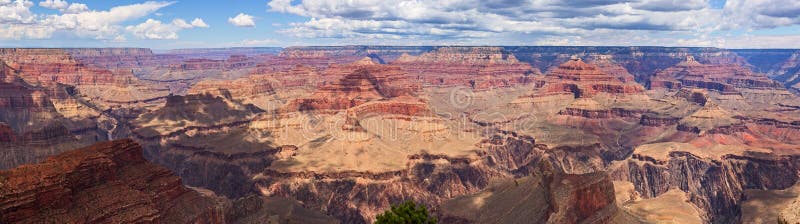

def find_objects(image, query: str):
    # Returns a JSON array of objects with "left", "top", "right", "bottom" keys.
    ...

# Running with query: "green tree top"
[{"left": 375, "top": 201, "right": 437, "bottom": 224}]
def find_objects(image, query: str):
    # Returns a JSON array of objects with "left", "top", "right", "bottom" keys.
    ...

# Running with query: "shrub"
[{"left": 375, "top": 201, "right": 437, "bottom": 224}]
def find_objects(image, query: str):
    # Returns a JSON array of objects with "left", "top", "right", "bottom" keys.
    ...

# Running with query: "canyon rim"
[{"left": 3, "top": 0, "right": 800, "bottom": 223}]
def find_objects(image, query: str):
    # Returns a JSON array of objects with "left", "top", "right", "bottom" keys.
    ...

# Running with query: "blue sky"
[{"left": 1, "top": 0, "right": 799, "bottom": 49}]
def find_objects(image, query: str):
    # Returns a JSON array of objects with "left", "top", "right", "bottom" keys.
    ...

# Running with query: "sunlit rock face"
[
  {"left": 391, "top": 47, "right": 541, "bottom": 89},
  {"left": 650, "top": 56, "right": 784, "bottom": 94},
  {"left": 2, "top": 46, "right": 800, "bottom": 224},
  {"left": 0, "top": 139, "right": 229, "bottom": 224}
]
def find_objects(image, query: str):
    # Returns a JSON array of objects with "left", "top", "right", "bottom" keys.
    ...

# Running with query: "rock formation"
[
  {"left": 0, "top": 60, "right": 104, "bottom": 169},
  {"left": 440, "top": 163, "right": 620, "bottom": 223},
  {"left": 0, "top": 139, "right": 228, "bottom": 223},
  {"left": 3, "top": 46, "right": 800, "bottom": 224},
  {"left": 391, "top": 47, "right": 540, "bottom": 89},
  {"left": 544, "top": 56, "right": 646, "bottom": 97},
  {"left": 650, "top": 56, "right": 784, "bottom": 93},
  {"left": 285, "top": 57, "right": 424, "bottom": 114}
]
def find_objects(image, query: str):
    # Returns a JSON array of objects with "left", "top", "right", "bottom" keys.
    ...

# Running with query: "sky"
[{"left": 1, "top": 0, "right": 799, "bottom": 49}]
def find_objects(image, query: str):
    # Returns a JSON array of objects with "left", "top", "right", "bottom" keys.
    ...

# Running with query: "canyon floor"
[{"left": 2, "top": 46, "right": 800, "bottom": 223}]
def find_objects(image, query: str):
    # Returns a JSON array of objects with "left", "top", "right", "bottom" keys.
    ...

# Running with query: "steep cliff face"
[
  {"left": 0, "top": 139, "right": 229, "bottom": 223},
  {"left": 130, "top": 93, "right": 270, "bottom": 199},
  {"left": 440, "top": 164, "right": 619, "bottom": 224},
  {"left": 254, "top": 131, "right": 619, "bottom": 223},
  {"left": 0, "top": 48, "right": 126, "bottom": 86},
  {"left": 612, "top": 151, "right": 800, "bottom": 223},
  {"left": 0, "top": 60, "right": 105, "bottom": 169},
  {"left": 772, "top": 51, "right": 800, "bottom": 94}
]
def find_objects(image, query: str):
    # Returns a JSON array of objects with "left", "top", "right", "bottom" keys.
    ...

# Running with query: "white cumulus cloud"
[
  {"left": 126, "top": 18, "right": 209, "bottom": 40},
  {"left": 228, "top": 13, "right": 255, "bottom": 27},
  {"left": 191, "top": 18, "right": 208, "bottom": 27},
  {"left": 39, "top": 0, "right": 88, "bottom": 13},
  {"left": 0, "top": 0, "right": 35, "bottom": 24},
  {"left": 0, "top": 1, "right": 184, "bottom": 40},
  {"left": 38, "top": 0, "right": 67, "bottom": 9}
]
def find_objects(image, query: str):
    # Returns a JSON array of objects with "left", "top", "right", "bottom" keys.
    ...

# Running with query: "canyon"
[{"left": 1, "top": 46, "right": 800, "bottom": 223}]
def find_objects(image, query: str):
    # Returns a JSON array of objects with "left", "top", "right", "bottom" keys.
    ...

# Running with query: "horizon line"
[{"left": 0, "top": 45, "right": 799, "bottom": 51}]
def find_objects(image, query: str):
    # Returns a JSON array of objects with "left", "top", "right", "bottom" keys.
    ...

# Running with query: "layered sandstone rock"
[
  {"left": 132, "top": 93, "right": 262, "bottom": 140},
  {"left": 285, "top": 57, "right": 423, "bottom": 114},
  {"left": 255, "top": 130, "right": 620, "bottom": 223},
  {"left": 0, "top": 139, "right": 228, "bottom": 223},
  {"left": 544, "top": 57, "right": 645, "bottom": 97},
  {"left": 586, "top": 54, "right": 638, "bottom": 83},
  {"left": 650, "top": 56, "right": 784, "bottom": 94},
  {"left": 0, "top": 48, "right": 127, "bottom": 86},
  {"left": 613, "top": 149, "right": 800, "bottom": 223},
  {"left": 440, "top": 163, "right": 619, "bottom": 223},
  {"left": 189, "top": 73, "right": 279, "bottom": 111},
  {"left": 130, "top": 93, "right": 270, "bottom": 198},
  {"left": 510, "top": 56, "right": 650, "bottom": 126},
  {"left": 391, "top": 47, "right": 540, "bottom": 89},
  {"left": 0, "top": 60, "right": 104, "bottom": 169}
]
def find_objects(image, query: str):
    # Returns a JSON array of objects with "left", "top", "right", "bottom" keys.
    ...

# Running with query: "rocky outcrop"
[
  {"left": 143, "top": 129, "right": 278, "bottom": 199},
  {"left": 587, "top": 54, "right": 639, "bottom": 83},
  {"left": 0, "top": 60, "right": 105, "bottom": 169},
  {"left": 650, "top": 56, "right": 783, "bottom": 94},
  {"left": 0, "top": 139, "right": 229, "bottom": 223},
  {"left": 543, "top": 57, "right": 645, "bottom": 97},
  {"left": 285, "top": 58, "right": 422, "bottom": 113},
  {"left": 0, "top": 48, "right": 129, "bottom": 86},
  {"left": 439, "top": 163, "right": 618, "bottom": 224},
  {"left": 132, "top": 93, "right": 262, "bottom": 139},
  {"left": 613, "top": 151, "right": 800, "bottom": 223},
  {"left": 780, "top": 196, "right": 800, "bottom": 224},
  {"left": 254, "top": 132, "right": 613, "bottom": 223},
  {"left": 130, "top": 93, "right": 271, "bottom": 199},
  {"left": 190, "top": 75, "right": 276, "bottom": 100}
]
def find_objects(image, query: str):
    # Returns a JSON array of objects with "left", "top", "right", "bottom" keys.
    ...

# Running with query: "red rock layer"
[
  {"left": 67, "top": 48, "right": 184, "bottom": 69},
  {"left": 0, "top": 48, "right": 136, "bottom": 86},
  {"left": 391, "top": 47, "right": 540, "bottom": 89},
  {"left": 0, "top": 139, "right": 227, "bottom": 224},
  {"left": 650, "top": 56, "right": 784, "bottom": 93},
  {"left": 189, "top": 75, "right": 276, "bottom": 99},
  {"left": 285, "top": 58, "right": 423, "bottom": 113},
  {"left": 543, "top": 57, "right": 646, "bottom": 97},
  {"left": 586, "top": 54, "right": 638, "bottom": 83},
  {"left": 0, "top": 60, "right": 62, "bottom": 132}
]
